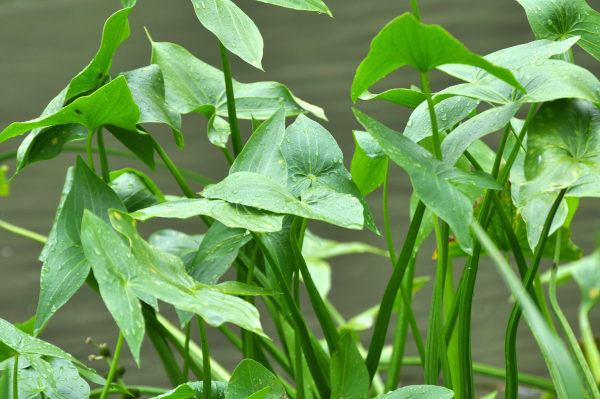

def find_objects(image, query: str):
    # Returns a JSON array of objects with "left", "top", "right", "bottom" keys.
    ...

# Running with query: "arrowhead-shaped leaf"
[
  {"left": 351, "top": 13, "right": 523, "bottom": 102},
  {"left": 148, "top": 381, "right": 227, "bottom": 399},
  {"left": 225, "top": 359, "right": 285, "bottom": 399}
]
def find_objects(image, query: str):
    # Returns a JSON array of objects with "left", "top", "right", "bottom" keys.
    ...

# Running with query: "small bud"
[
  {"left": 88, "top": 354, "right": 96, "bottom": 361},
  {"left": 99, "top": 346, "right": 111, "bottom": 358},
  {"left": 85, "top": 337, "right": 93, "bottom": 345}
]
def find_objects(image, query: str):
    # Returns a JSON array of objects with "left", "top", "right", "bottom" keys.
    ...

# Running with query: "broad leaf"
[
  {"left": 351, "top": 130, "right": 387, "bottom": 196},
  {"left": 330, "top": 334, "right": 369, "bottom": 399},
  {"left": 149, "top": 381, "right": 227, "bottom": 399},
  {"left": 191, "top": 0, "right": 263, "bottom": 68},
  {"left": 66, "top": 5, "right": 134, "bottom": 99},
  {"left": 373, "top": 386, "right": 454, "bottom": 399},
  {"left": 354, "top": 109, "right": 502, "bottom": 253},
  {"left": 131, "top": 198, "right": 283, "bottom": 233},
  {"left": 225, "top": 359, "right": 285, "bottom": 399},
  {"left": 351, "top": 13, "right": 523, "bottom": 102},
  {"left": 106, "top": 126, "right": 156, "bottom": 170},
  {"left": 148, "top": 229, "right": 204, "bottom": 259},
  {"left": 0, "top": 77, "right": 140, "bottom": 144},
  {"left": 231, "top": 108, "right": 287, "bottom": 185},
  {"left": 518, "top": 0, "right": 600, "bottom": 61},
  {"left": 255, "top": 0, "right": 331, "bottom": 15},
  {"left": 282, "top": 115, "right": 377, "bottom": 232},
  {"left": 405, "top": 96, "right": 479, "bottom": 143},
  {"left": 359, "top": 88, "right": 426, "bottom": 108},
  {"left": 202, "top": 171, "right": 364, "bottom": 230},
  {"left": 109, "top": 168, "right": 164, "bottom": 212},
  {"left": 120, "top": 65, "right": 183, "bottom": 148},
  {"left": 189, "top": 222, "right": 251, "bottom": 284},
  {"left": 35, "top": 158, "right": 126, "bottom": 334}
]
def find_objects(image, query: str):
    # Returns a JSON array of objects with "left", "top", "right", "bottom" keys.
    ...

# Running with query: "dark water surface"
[{"left": 1, "top": 0, "right": 599, "bottom": 396}]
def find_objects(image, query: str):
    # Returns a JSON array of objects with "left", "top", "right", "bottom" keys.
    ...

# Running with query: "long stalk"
[
  {"left": 218, "top": 41, "right": 243, "bottom": 157},
  {"left": 183, "top": 323, "right": 192, "bottom": 381},
  {"left": 99, "top": 332, "right": 124, "bottom": 399},
  {"left": 294, "top": 270, "right": 305, "bottom": 399},
  {"left": 89, "top": 386, "right": 167, "bottom": 397},
  {"left": 96, "top": 127, "right": 110, "bottom": 183},
  {"left": 410, "top": 0, "right": 421, "bottom": 20},
  {"left": 12, "top": 354, "right": 18, "bottom": 399},
  {"left": 0, "top": 218, "right": 47, "bottom": 244},
  {"left": 198, "top": 318, "right": 212, "bottom": 399},
  {"left": 86, "top": 128, "right": 96, "bottom": 173},
  {"left": 504, "top": 188, "right": 566, "bottom": 399},
  {"left": 150, "top": 136, "right": 196, "bottom": 199},
  {"left": 383, "top": 159, "right": 396, "bottom": 262},
  {"left": 581, "top": 306, "right": 600, "bottom": 385}
]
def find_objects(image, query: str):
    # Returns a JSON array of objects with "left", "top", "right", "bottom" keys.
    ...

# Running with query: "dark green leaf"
[
  {"left": 518, "top": 0, "right": 600, "bottom": 61},
  {"left": 131, "top": 198, "right": 284, "bottom": 233},
  {"left": 202, "top": 171, "right": 364, "bottom": 230},
  {"left": 149, "top": 381, "right": 227, "bottom": 399},
  {"left": 0, "top": 77, "right": 140, "bottom": 144},
  {"left": 330, "top": 334, "right": 369, "bottom": 399},
  {"left": 190, "top": 0, "right": 263, "bottom": 68},
  {"left": 351, "top": 13, "right": 523, "bottom": 102},
  {"left": 358, "top": 88, "right": 426, "bottom": 108},
  {"left": 120, "top": 65, "right": 183, "bottom": 148},
  {"left": 66, "top": 6, "right": 134, "bottom": 99},
  {"left": 109, "top": 168, "right": 164, "bottom": 212},
  {"left": 373, "top": 385, "right": 454, "bottom": 399},
  {"left": 35, "top": 158, "right": 126, "bottom": 334},
  {"left": 351, "top": 130, "right": 387, "bottom": 196},
  {"left": 225, "top": 359, "right": 285, "bottom": 399},
  {"left": 106, "top": 126, "right": 156, "bottom": 170},
  {"left": 255, "top": 0, "right": 331, "bottom": 15}
]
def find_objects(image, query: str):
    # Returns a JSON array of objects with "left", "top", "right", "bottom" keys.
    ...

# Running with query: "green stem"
[
  {"left": 504, "top": 188, "right": 566, "bottom": 399},
  {"left": 581, "top": 306, "right": 600, "bottom": 384},
  {"left": 549, "top": 233, "right": 600, "bottom": 398},
  {"left": 99, "top": 332, "right": 124, "bottom": 399},
  {"left": 409, "top": 0, "right": 421, "bottom": 20},
  {"left": 197, "top": 318, "right": 212, "bottom": 399},
  {"left": 89, "top": 386, "right": 167, "bottom": 397},
  {"left": 242, "top": 245, "right": 258, "bottom": 360},
  {"left": 383, "top": 159, "right": 396, "bottom": 262},
  {"left": 0, "top": 219, "right": 47, "bottom": 244},
  {"left": 12, "top": 354, "right": 18, "bottom": 399},
  {"left": 86, "top": 128, "right": 96, "bottom": 173},
  {"left": 221, "top": 147, "right": 234, "bottom": 165},
  {"left": 294, "top": 270, "right": 305, "bottom": 399},
  {"left": 96, "top": 127, "right": 110, "bottom": 183},
  {"left": 366, "top": 201, "right": 426, "bottom": 380},
  {"left": 143, "top": 305, "right": 184, "bottom": 385},
  {"left": 219, "top": 41, "right": 243, "bottom": 157},
  {"left": 419, "top": 72, "right": 441, "bottom": 160},
  {"left": 151, "top": 136, "right": 196, "bottom": 199},
  {"left": 183, "top": 323, "right": 191, "bottom": 381}
]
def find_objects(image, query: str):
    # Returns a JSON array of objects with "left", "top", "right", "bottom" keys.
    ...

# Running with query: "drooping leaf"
[
  {"left": 330, "top": 333, "right": 369, "bottom": 399},
  {"left": 231, "top": 108, "right": 287, "bottom": 184},
  {"left": 207, "top": 114, "right": 231, "bottom": 148},
  {"left": 120, "top": 65, "right": 183, "bottom": 148},
  {"left": 109, "top": 168, "right": 164, "bottom": 212},
  {"left": 131, "top": 198, "right": 283, "bottom": 233},
  {"left": 373, "top": 385, "right": 454, "bottom": 399},
  {"left": 255, "top": 0, "right": 331, "bottom": 15},
  {"left": 354, "top": 109, "right": 502, "bottom": 253},
  {"left": 281, "top": 115, "right": 377, "bottom": 232},
  {"left": 66, "top": 6, "right": 134, "bottom": 99},
  {"left": 473, "top": 222, "right": 587, "bottom": 399},
  {"left": 351, "top": 13, "right": 523, "bottom": 102},
  {"left": 35, "top": 158, "right": 126, "bottom": 334},
  {"left": 358, "top": 88, "right": 426, "bottom": 108},
  {"left": 517, "top": 0, "right": 600, "bottom": 61},
  {"left": 189, "top": 222, "right": 251, "bottom": 284},
  {"left": 350, "top": 130, "right": 387, "bottom": 196},
  {"left": 190, "top": 0, "right": 263, "bottom": 68},
  {"left": 404, "top": 96, "right": 479, "bottom": 143},
  {"left": 149, "top": 381, "right": 227, "bottom": 399},
  {"left": 80, "top": 211, "right": 146, "bottom": 364},
  {"left": 225, "top": 359, "right": 285, "bottom": 399},
  {"left": 0, "top": 77, "right": 140, "bottom": 144},
  {"left": 202, "top": 171, "right": 364, "bottom": 230}
]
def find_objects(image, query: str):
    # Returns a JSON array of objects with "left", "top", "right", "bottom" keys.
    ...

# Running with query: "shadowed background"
[{"left": 0, "top": 0, "right": 599, "bottom": 396}]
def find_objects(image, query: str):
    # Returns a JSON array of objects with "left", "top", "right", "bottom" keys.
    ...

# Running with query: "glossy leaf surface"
[
  {"left": 359, "top": 88, "right": 426, "bottom": 108},
  {"left": 148, "top": 229, "right": 204, "bottom": 259},
  {"left": 351, "top": 13, "right": 523, "bottom": 102},
  {"left": 518, "top": 0, "right": 600, "bottom": 61},
  {"left": 330, "top": 334, "right": 369, "bottom": 399},
  {"left": 351, "top": 130, "right": 387, "bottom": 196},
  {"left": 256, "top": 0, "right": 330, "bottom": 15},
  {"left": 150, "top": 381, "right": 227, "bottom": 399},
  {"left": 109, "top": 169, "right": 164, "bottom": 212},
  {"left": 0, "top": 77, "right": 140, "bottom": 144},
  {"left": 225, "top": 359, "right": 285, "bottom": 399}
]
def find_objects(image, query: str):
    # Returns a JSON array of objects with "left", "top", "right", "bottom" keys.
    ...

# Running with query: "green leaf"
[
  {"left": 441, "top": 103, "right": 520, "bottom": 165},
  {"left": 351, "top": 13, "right": 523, "bottom": 102},
  {"left": 0, "top": 76, "right": 140, "bottom": 144},
  {"left": 404, "top": 96, "right": 479, "bottom": 143},
  {"left": 231, "top": 108, "right": 287, "bottom": 185},
  {"left": 131, "top": 198, "right": 284, "bottom": 233},
  {"left": 330, "top": 334, "right": 369, "bottom": 399},
  {"left": 106, "top": 126, "right": 156, "bottom": 171},
  {"left": 148, "top": 229, "right": 204, "bottom": 259},
  {"left": 207, "top": 114, "right": 231, "bottom": 148},
  {"left": 0, "top": 319, "right": 73, "bottom": 360},
  {"left": 80, "top": 211, "right": 146, "bottom": 364},
  {"left": 354, "top": 109, "right": 502, "bottom": 253},
  {"left": 282, "top": 115, "right": 377, "bottom": 232},
  {"left": 66, "top": 6, "right": 134, "bottom": 99},
  {"left": 149, "top": 381, "right": 227, "bottom": 399},
  {"left": 35, "top": 158, "right": 126, "bottom": 334},
  {"left": 120, "top": 65, "right": 183, "bottom": 148},
  {"left": 109, "top": 168, "right": 164, "bottom": 212},
  {"left": 149, "top": 40, "right": 325, "bottom": 121},
  {"left": 202, "top": 171, "right": 364, "bottom": 230},
  {"left": 302, "top": 229, "right": 387, "bottom": 259},
  {"left": 351, "top": 130, "right": 388, "bottom": 196},
  {"left": 518, "top": 0, "right": 600, "bottom": 61},
  {"left": 0, "top": 166, "right": 9, "bottom": 196},
  {"left": 358, "top": 88, "right": 426, "bottom": 108},
  {"left": 225, "top": 359, "right": 285, "bottom": 399},
  {"left": 190, "top": 0, "right": 263, "bottom": 68},
  {"left": 373, "top": 385, "right": 454, "bottom": 399},
  {"left": 255, "top": 0, "right": 331, "bottom": 15},
  {"left": 473, "top": 222, "right": 587, "bottom": 399},
  {"left": 189, "top": 222, "right": 251, "bottom": 284}
]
